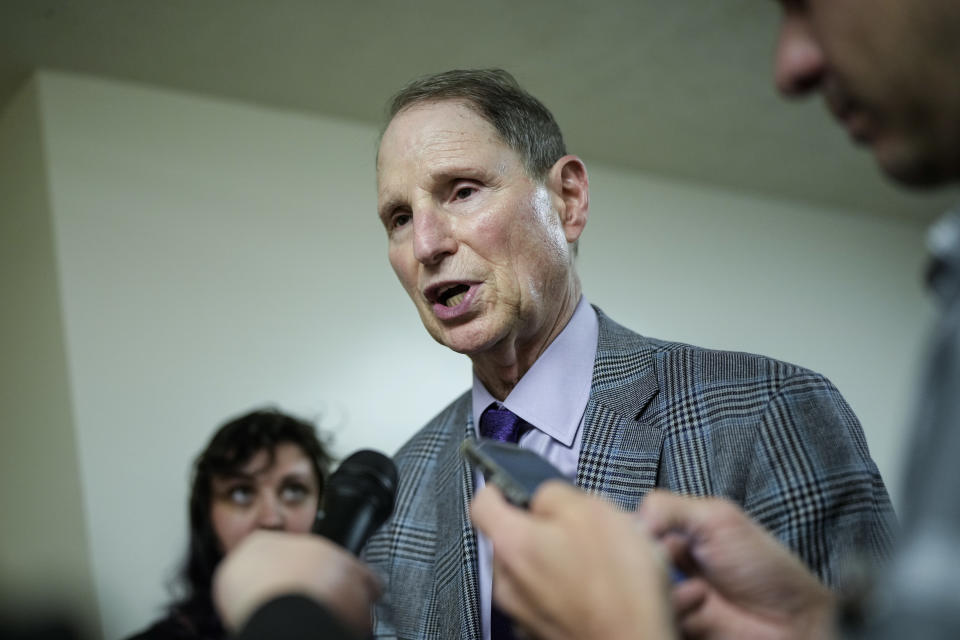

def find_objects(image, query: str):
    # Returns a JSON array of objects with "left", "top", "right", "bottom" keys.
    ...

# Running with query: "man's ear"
[{"left": 547, "top": 155, "right": 589, "bottom": 244}]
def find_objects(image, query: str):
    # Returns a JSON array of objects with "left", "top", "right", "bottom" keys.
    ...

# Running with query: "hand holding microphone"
[
  {"left": 214, "top": 449, "right": 397, "bottom": 637},
  {"left": 213, "top": 530, "right": 382, "bottom": 635}
]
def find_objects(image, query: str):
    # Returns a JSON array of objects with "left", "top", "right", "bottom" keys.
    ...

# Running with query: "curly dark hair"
[{"left": 165, "top": 408, "right": 333, "bottom": 639}]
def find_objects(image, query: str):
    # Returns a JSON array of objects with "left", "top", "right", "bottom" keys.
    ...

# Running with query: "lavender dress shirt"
[{"left": 470, "top": 296, "right": 599, "bottom": 640}]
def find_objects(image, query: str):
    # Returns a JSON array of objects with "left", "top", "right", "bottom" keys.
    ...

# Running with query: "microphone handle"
[
  {"left": 316, "top": 502, "right": 379, "bottom": 555},
  {"left": 340, "top": 503, "right": 377, "bottom": 555}
]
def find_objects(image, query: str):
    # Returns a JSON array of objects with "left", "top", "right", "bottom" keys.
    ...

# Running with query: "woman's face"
[{"left": 209, "top": 442, "right": 320, "bottom": 553}]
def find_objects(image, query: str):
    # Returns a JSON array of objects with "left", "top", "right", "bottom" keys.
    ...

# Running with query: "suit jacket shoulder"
[{"left": 585, "top": 308, "right": 895, "bottom": 585}]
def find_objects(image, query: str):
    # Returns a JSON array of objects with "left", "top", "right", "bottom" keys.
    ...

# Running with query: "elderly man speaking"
[{"left": 364, "top": 68, "right": 894, "bottom": 640}]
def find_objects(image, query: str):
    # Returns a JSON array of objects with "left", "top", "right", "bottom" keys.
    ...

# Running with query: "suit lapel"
[
  {"left": 577, "top": 310, "right": 666, "bottom": 510},
  {"left": 432, "top": 398, "right": 481, "bottom": 640}
]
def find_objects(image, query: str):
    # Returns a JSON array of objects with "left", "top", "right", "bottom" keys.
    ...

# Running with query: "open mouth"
[{"left": 437, "top": 284, "right": 470, "bottom": 307}]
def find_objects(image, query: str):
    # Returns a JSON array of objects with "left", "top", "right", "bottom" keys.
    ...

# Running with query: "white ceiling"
[{"left": 2, "top": 0, "right": 956, "bottom": 222}]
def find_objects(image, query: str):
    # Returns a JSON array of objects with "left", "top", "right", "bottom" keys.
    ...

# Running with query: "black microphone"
[{"left": 313, "top": 449, "right": 398, "bottom": 554}]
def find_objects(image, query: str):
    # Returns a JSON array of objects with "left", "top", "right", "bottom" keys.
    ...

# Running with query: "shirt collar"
[{"left": 472, "top": 296, "right": 598, "bottom": 447}]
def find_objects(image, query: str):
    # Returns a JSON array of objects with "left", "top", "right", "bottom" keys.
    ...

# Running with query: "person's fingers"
[
  {"left": 676, "top": 604, "right": 711, "bottom": 640},
  {"left": 471, "top": 485, "right": 521, "bottom": 534},
  {"left": 213, "top": 529, "right": 384, "bottom": 634},
  {"left": 346, "top": 557, "right": 383, "bottom": 602},
  {"left": 637, "top": 490, "right": 719, "bottom": 539},
  {"left": 681, "top": 591, "right": 779, "bottom": 640},
  {"left": 473, "top": 485, "right": 546, "bottom": 575},
  {"left": 658, "top": 530, "right": 695, "bottom": 573},
  {"left": 473, "top": 485, "right": 548, "bottom": 581},
  {"left": 333, "top": 575, "right": 377, "bottom": 635},
  {"left": 527, "top": 480, "right": 586, "bottom": 517},
  {"left": 675, "top": 589, "right": 732, "bottom": 640},
  {"left": 489, "top": 556, "right": 529, "bottom": 620},
  {"left": 490, "top": 555, "right": 565, "bottom": 640},
  {"left": 672, "top": 578, "right": 709, "bottom": 618}
]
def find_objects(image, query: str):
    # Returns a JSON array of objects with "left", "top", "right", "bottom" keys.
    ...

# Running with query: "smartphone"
[{"left": 461, "top": 439, "right": 570, "bottom": 508}]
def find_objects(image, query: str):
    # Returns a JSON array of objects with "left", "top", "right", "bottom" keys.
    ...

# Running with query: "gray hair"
[{"left": 383, "top": 68, "right": 567, "bottom": 181}]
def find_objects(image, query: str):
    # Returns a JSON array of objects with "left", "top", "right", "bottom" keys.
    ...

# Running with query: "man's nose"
[
  {"left": 774, "top": 13, "right": 826, "bottom": 97},
  {"left": 413, "top": 205, "right": 457, "bottom": 266},
  {"left": 254, "top": 494, "right": 284, "bottom": 530}
]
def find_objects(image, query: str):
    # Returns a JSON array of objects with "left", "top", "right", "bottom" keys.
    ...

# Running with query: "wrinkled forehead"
[{"left": 377, "top": 99, "right": 507, "bottom": 173}]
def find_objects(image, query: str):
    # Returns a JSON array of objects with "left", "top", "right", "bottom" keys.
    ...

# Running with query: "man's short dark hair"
[{"left": 384, "top": 68, "right": 567, "bottom": 180}]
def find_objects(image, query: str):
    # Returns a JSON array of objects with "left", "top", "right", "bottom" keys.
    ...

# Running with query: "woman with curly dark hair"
[{"left": 128, "top": 408, "right": 333, "bottom": 640}]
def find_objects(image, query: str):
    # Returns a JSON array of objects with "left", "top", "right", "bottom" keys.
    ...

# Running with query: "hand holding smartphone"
[
  {"left": 463, "top": 438, "right": 686, "bottom": 583},
  {"left": 461, "top": 439, "right": 570, "bottom": 508}
]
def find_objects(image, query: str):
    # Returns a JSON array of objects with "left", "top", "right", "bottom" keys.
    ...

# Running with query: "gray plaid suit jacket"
[{"left": 364, "top": 308, "right": 895, "bottom": 639}]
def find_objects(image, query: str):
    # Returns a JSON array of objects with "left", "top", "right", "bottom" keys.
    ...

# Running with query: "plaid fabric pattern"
[{"left": 363, "top": 307, "right": 896, "bottom": 639}]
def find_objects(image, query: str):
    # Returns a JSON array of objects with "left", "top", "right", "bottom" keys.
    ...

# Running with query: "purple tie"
[
  {"left": 478, "top": 403, "right": 527, "bottom": 640},
  {"left": 479, "top": 403, "right": 528, "bottom": 443}
]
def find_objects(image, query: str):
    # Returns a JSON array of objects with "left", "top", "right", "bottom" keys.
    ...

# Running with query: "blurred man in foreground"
[{"left": 472, "top": 0, "right": 960, "bottom": 638}]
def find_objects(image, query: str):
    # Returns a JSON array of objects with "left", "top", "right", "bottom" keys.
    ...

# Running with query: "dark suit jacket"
[
  {"left": 235, "top": 596, "right": 358, "bottom": 640},
  {"left": 126, "top": 597, "right": 356, "bottom": 640},
  {"left": 364, "top": 308, "right": 896, "bottom": 639}
]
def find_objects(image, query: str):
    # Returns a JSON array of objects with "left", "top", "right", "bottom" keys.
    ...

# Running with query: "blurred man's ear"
[{"left": 548, "top": 155, "right": 589, "bottom": 244}]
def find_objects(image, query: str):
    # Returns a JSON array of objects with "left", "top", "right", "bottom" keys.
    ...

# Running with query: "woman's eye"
[
  {"left": 392, "top": 213, "right": 412, "bottom": 228},
  {"left": 280, "top": 484, "right": 309, "bottom": 503},
  {"left": 228, "top": 486, "right": 254, "bottom": 505}
]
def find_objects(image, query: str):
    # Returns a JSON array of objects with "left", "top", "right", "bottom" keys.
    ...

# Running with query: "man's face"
[
  {"left": 377, "top": 100, "right": 577, "bottom": 358},
  {"left": 774, "top": 0, "right": 960, "bottom": 185}
]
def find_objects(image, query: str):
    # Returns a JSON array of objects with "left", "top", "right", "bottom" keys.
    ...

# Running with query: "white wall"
[
  {"left": 0, "top": 77, "right": 101, "bottom": 637},
  {"left": 21, "top": 70, "right": 932, "bottom": 638}
]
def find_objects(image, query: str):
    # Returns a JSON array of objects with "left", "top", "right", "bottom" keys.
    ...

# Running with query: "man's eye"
[
  {"left": 454, "top": 186, "right": 475, "bottom": 200},
  {"left": 392, "top": 213, "right": 412, "bottom": 228}
]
